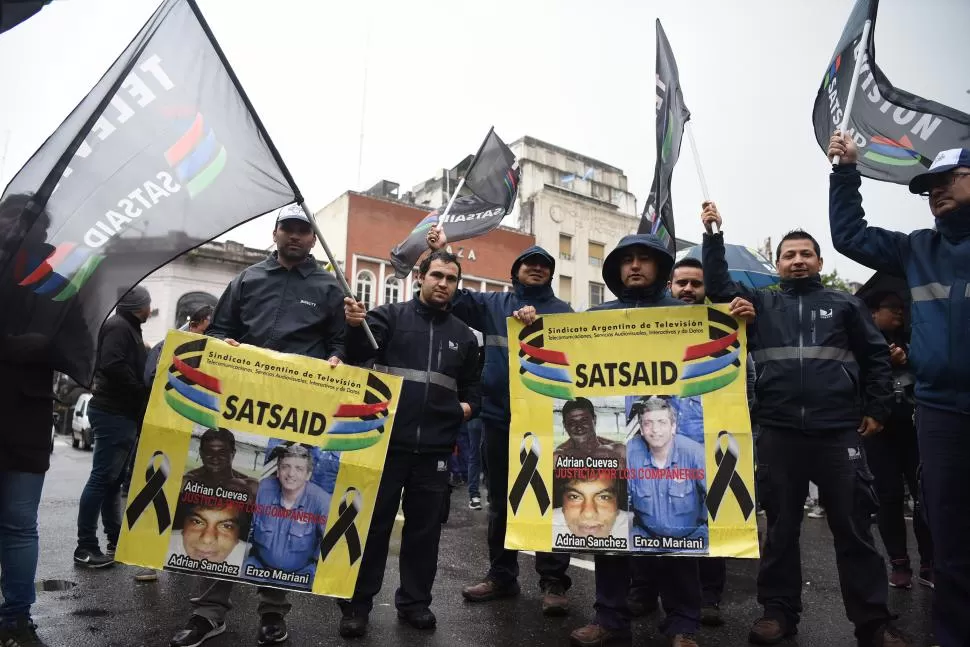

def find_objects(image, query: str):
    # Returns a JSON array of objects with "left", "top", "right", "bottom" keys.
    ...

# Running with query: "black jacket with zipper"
[
  {"left": 703, "top": 232, "right": 891, "bottom": 431},
  {"left": 90, "top": 312, "right": 149, "bottom": 421},
  {"left": 345, "top": 298, "right": 482, "bottom": 454}
]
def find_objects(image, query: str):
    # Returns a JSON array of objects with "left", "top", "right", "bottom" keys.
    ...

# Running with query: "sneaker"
[
  {"left": 462, "top": 577, "right": 520, "bottom": 602},
  {"left": 748, "top": 616, "right": 796, "bottom": 645},
  {"left": 888, "top": 559, "right": 912, "bottom": 589},
  {"left": 73, "top": 546, "right": 114, "bottom": 569},
  {"left": 469, "top": 496, "right": 482, "bottom": 510},
  {"left": 169, "top": 616, "right": 225, "bottom": 647},
  {"left": 541, "top": 583, "right": 569, "bottom": 617},
  {"left": 804, "top": 496, "right": 815, "bottom": 511},
  {"left": 671, "top": 634, "right": 700, "bottom": 647},
  {"left": 569, "top": 623, "right": 632, "bottom": 646},
  {"left": 338, "top": 610, "right": 369, "bottom": 639},
  {"left": 256, "top": 612, "right": 288, "bottom": 645},
  {"left": 701, "top": 603, "right": 724, "bottom": 627},
  {"left": 397, "top": 608, "right": 436, "bottom": 630},
  {"left": 917, "top": 564, "right": 934, "bottom": 589},
  {"left": 105, "top": 543, "right": 117, "bottom": 558},
  {"left": 807, "top": 504, "right": 825, "bottom": 519},
  {"left": 868, "top": 623, "right": 913, "bottom": 646},
  {"left": 0, "top": 617, "right": 49, "bottom": 646},
  {"left": 134, "top": 568, "right": 159, "bottom": 582}
]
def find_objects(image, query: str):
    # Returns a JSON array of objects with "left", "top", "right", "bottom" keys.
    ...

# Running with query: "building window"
[
  {"left": 559, "top": 234, "right": 572, "bottom": 261},
  {"left": 355, "top": 270, "right": 375, "bottom": 310},
  {"left": 175, "top": 291, "right": 218, "bottom": 328},
  {"left": 588, "top": 242, "right": 604, "bottom": 267},
  {"left": 384, "top": 276, "right": 401, "bottom": 305},
  {"left": 559, "top": 275, "right": 572, "bottom": 305},
  {"left": 589, "top": 282, "right": 604, "bottom": 307}
]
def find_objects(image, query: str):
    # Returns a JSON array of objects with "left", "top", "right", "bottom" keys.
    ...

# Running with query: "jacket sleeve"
[
  {"left": 344, "top": 304, "right": 392, "bottom": 366},
  {"left": 829, "top": 164, "right": 909, "bottom": 276},
  {"left": 847, "top": 297, "right": 892, "bottom": 423},
  {"left": 702, "top": 232, "right": 761, "bottom": 307},
  {"left": 323, "top": 288, "right": 347, "bottom": 361},
  {"left": 457, "top": 337, "right": 483, "bottom": 419},
  {"left": 746, "top": 354, "right": 756, "bottom": 411},
  {"left": 450, "top": 289, "right": 490, "bottom": 331},
  {"left": 206, "top": 275, "right": 244, "bottom": 341},
  {"left": 98, "top": 324, "right": 146, "bottom": 400}
]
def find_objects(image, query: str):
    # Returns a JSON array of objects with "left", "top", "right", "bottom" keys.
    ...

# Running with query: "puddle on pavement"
[{"left": 35, "top": 579, "right": 77, "bottom": 592}]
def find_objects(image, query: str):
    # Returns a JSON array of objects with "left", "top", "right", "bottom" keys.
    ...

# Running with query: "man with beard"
[
  {"left": 517, "top": 233, "right": 754, "bottom": 647},
  {"left": 426, "top": 227, "right": 575, "bottom": 615},
  {"left": 828, "top": 135, "right": 968, "bottom": 647},
  {"left": 169, "top": 205, "right": 345, "bottom": 647},
  {"left": 339, "top": 250, "right": 481, "bottom": 637},
  {"left": 704, "top": 201, "right": 906, "bottom": 647}
]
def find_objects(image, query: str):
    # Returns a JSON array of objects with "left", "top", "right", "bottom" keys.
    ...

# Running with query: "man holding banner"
[
  {"left": 169, "top": 206, "right": 345, "bottom": 647},
  {"left": 427, "top": 231, "right": 575, "bottom": 615},
  {"left": 702, "top": 206, "right": 908, "bottom": 647},
  {"left": 828, "top": 136, "right": 970, "bottom": 647},
  {"left": 559, "top": 232, "right": 753, "bottom": 647}
]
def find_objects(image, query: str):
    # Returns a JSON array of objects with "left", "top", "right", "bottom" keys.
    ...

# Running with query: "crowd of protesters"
[{"left": 1, "top": 148, "right": 969, "bottom": 647}]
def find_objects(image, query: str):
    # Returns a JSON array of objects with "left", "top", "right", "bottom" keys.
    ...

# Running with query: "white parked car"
[{"left": 71, "top": 393, "right": 93, "bottom": 450}]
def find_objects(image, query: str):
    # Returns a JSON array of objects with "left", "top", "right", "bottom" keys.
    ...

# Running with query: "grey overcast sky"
[{"left": 1, "top": 0, "right": 967, "bottom": 283}]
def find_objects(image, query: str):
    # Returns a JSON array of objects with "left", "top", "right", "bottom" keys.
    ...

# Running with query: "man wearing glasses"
[{"left": 828, "top": 136, "right": 970, "bottom": 647}]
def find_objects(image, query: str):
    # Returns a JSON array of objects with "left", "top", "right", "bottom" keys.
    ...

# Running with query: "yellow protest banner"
[
  {"left": 116, "top": 331, "right": 401, "bottom": 597},
  {"left": 506, "top": 306, "right": 758, "bottom": 558}
]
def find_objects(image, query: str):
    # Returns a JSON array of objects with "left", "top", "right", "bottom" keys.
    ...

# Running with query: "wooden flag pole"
[
  {"left": 832, "top": 19, "right": 873, "bottom": 165},
  {"left": 300, "top": 202, "right": 379, "bottom": 350}
]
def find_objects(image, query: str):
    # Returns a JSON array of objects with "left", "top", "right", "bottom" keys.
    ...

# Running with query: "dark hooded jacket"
[
  {"left": 589, "top": 234, "right": 683, "bottom": 311},
  {"left": 451, "top": 246, "right": 572, "bottom": 425}
]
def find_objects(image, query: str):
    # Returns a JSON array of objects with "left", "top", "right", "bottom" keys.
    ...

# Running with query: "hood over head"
[
  {"left": 601, "top": 234, "right": 674, "bottom": 297},
  {"left": 510, "top": 246, "right": 556, "bottom": 284}
]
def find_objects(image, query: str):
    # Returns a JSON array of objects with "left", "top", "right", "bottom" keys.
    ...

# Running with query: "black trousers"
[
  {"left": 595, "top": 554, "right": 701, "bottom": 635},
  {"left": 631, "top": 556, "right": 725, "bottom": 607},
  {"left": 483, "top": 420, "right": 571, "bottom": 589},
  {"left": 756, "top": 427, "right": 890, "bottom": 638},
  {"left": 916, "top": 405, "right": 970, "bottom": 647},
  {"left": 863, "top": 409, "right": 932, "bottom": 565},
  {"left": 341, "top": 451, "right": 451, "bottom": 614}
]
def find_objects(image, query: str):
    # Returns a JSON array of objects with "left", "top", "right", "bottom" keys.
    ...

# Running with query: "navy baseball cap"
[
  {"left": 275, "top": 204, "right": 310, "bottom": 224},
  {"left": 908, "top": 148, "right": 970, "bottom": 194}
]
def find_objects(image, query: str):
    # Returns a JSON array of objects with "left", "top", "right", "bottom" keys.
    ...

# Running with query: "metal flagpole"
[
  {"left": 831, "top": 19, "right": 873, "bottom": 165},
  {"left": 686, "top": 122, "right": 719, "bottom": 234},
  {"left": 299, "top": 202, "right": 379, "bottom": 350}
]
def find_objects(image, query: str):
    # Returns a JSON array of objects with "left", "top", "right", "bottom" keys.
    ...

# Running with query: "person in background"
[
  {"left": 144, "top": 304, "right": 213, "bottom": 388},
  {"left": 466, "top": 341, "right": 486, "bottom": 510},
  {"left": 74, "top": 286, "right": 151, "bottom": 569},
  {"left": 427, "top": 227, "right": 575, "bottom": 616},
  {"left": 828, "top": 136, "right": 970, "bottom": 646},
  {"left": 861, "top": 291, "right": 933, "bottom": 590}
]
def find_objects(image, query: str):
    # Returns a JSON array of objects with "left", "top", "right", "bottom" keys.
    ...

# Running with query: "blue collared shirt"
[
  {"left": 249, "top": 477, "right": 330, "bottom": 573},
  {"left": 668, "top": 396, "right": 704, "bottom": 444},
  {"left": 627, "top": 434, "right": 708, "bottom": 545}
]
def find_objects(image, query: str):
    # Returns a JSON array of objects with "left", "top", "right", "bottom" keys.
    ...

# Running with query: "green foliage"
[{"left": 821, "top": 269, "right": 852, "bottom": 293}]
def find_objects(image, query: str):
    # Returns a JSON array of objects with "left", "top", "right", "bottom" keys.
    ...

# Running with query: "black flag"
[
  {"left": 812, "top": 0, "right": 970, "bottom": 184},
  {"left": 0, "top": 0, "right": 299, "bottom": 385},
  {"left": 389, "top": 127, "right": 519, "bottom": 279},
  {"left": 638, "top": 19, "right": 691, "bottom": 253}
]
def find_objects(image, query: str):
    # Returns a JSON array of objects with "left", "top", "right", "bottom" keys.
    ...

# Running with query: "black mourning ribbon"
[
  {"left": 125, "top": 451, "right": 172, "bottom": 533},
  {"left": 320, "top": 487, "right": 363, "bottom": 565},
  {"left": 508, "top": 433, "right": 551, "bottom": 515},
  {"left": 706, "top": 431, "right": 755, "bottom": 521}
]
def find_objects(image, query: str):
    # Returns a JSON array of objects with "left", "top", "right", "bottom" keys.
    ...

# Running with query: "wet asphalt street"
[{"left": 32, "top": 436, "right": 936, "bottom": 647}]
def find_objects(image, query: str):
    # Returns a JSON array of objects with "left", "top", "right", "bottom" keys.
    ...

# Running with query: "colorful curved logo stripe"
[
  {"left": 503, "top": 165, "right": 520, "bottom": 206},
  {"left": 325, "top": 373, "right": 393, "bottom": 451},
  {"left": 163, "top": 339, "right": 222, "bottom": 428},
  {"left": 863, "top": 134, "right": 923, "bottom": 167},
  {"left": 165, "top": 112, "right": 227, "bottom": 198},
  {"left": 14, "top": 244, "right": 104, "bottom": 301},
  {"left": 680, "top": 308, "right": 741, "bottom": 397},
  {"left": 517, "top": 318, "right": 573, "bottom": 400},
  {"left": 409, "top": 212, "right": 440, "bottom": 236},
  {"left": 823, "top": 54, "right": 841, "bottom": 90}
]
